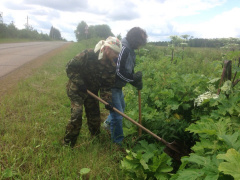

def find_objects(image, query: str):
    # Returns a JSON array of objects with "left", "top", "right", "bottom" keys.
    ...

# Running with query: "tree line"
[
  {"left": 150, "top": 35, "right": 240, "bottom": 49},
  {"left": 2, "top": 19, "right": 239, "bottom": 47},
  {"left": 0, "top": 20, "right": 117, "bottom": 42},
  {"left": 0, "top": 21, "right": 65, "bottom": 41},
  {"left": 74, "top": 21, "right": 121, "bottom": 42}
]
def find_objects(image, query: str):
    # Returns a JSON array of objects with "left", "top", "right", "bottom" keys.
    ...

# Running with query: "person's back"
[{"left": 66, "top": 49, "right": 116, "bottom": 92}]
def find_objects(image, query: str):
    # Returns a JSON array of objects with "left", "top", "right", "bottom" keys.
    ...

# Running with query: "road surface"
[
  {"left": 0, "top": 41, "right": 69, "bottom": 78},
  {"left": 0, "top": 41, "right": 71, "bottom": 99}
]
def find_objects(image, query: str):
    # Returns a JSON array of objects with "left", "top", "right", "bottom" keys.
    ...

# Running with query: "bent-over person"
[{"left": 63, "top": 37, "right": 122, "bottom": 147}]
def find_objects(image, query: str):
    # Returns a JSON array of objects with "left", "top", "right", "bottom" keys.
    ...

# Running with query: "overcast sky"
[{"left": 1, "top": 0, "right": 240, "bottom": 42}]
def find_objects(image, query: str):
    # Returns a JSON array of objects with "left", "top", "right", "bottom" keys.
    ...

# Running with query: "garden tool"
[
  {"left": 87, "top": 90, "right": 189, "bottom": 161},
  {"left": 138, "top": 90, "right": 142, "bottom": 136}
]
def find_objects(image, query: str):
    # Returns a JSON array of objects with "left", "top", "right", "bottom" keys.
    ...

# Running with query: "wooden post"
[
  {"left": 217, "top": 60, "right": 232, "bottom": 95},
  {"left": 138, "top": 90, "right": 142, "bottom": 136}
]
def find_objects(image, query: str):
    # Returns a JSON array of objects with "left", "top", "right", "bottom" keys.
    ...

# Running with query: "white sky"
[{"left": 0, "top": 0, "right": 240, "bottom": 42}]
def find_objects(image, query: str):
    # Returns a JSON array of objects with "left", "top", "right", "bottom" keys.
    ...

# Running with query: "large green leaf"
[
  {"left": 154, "top": 172, "right": 170, "bottom": 180},
  {"left": 121, "top": 157, "right": 140, "bottom": 171},
  {"left": 140, "top": 159, "right": 149, "bottom": 170},
  {"left": 214, "top": 94, "right": 240, "bottom": 116},
  {"left": 135, "top": 168, "right": 147, "bottom": 180},
  {"left": 184, "top": 153, "right": 210, "bottom": 166},
  {"left": 137, "top": 140, "right": 158, "bottom": 163},
  {"left": 217, "top": 148, "right": 240, "bottom": 180},
  {"left": 149, "top": 155, "right": 161, "bottom": 172},
  {"left": 186, "top": 118, "right": 216, "bottom": 135},
  {"left": 156, "top": 153, "right": 173, "bottom": 173},
  {"left": 121, "top": 142, "right": 172, "bottom": 180},
  {"left": 202, "top": 155, "right": 220, "bottom": 180},
  {"left": 79, "top": 168, "right": 90, "bottom": 175},
  {"left": 147, "top": 153, "right": 173, "bottom": 174},
  {"left": 152, "top": 153, "right": 172, "bottom": 180},
  {"left": 220, "top": 80, "right": 232, "bottom": 95},
  {"left": 191, "top": 138, "right": 221, "bottom": 154},
  {"left": 175, "top": 169, "right": 204, "bottom": 180},
  {"left": 180, "top": 154, "right": 220, "bottom": 180},
  {"left": 203, "top": 168, "right": 219, "bottom": 180},
  {"left": 214, "top": 118, "right": 231, "bottom": 136},
  {"left": 219, "top": 132, "right": 240, "bottom": 151},
  {"left": 186, "top": 118, "right": 230, "bottom": 136}
]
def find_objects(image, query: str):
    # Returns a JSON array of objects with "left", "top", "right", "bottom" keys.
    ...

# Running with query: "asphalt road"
[{"left": 0, "top": 41, "right": 69, "bottom": 78}]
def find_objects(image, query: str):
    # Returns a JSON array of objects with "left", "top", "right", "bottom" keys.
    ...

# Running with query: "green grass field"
[
  {"left": 0, "top": 41, "right": 126, "bottom": 179},
  {"left": 1, "top": 39, "right": 239, "bottom": 179}
]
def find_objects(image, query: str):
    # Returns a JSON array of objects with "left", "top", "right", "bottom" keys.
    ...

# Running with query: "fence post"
[{"left": 217, "top": 60, "right": 232, "bottom": 95}]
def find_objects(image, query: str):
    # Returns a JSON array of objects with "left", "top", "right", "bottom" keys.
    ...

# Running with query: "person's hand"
[
  {"left": 135, "top": 81, "right": 143, "bottom": 90},
  {"left": 105, "top": 102, "right": 113, "bottom": 111},
  {"left": 130, "top": 71, "right": 143, "bottom": 90},
  {"left": 133, "top": 71, "right": 142, "bottom": 82},
  {"left": 78, "top": 84, "right": 87, "bottom": 93}
]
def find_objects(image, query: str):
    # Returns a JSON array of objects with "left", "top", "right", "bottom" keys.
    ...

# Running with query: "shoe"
[
  {"left": 102, "top": 120, "right": 110, "bottom": 132},
  {"left": 61, "top": 139, "right": 75, "bottom": 148},
  {"left": 112, "top": 143, "right": 127, "bottom": 155}
]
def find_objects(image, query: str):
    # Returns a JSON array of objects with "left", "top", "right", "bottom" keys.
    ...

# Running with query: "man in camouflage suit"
[{"left": 63, "top": 37, "right": 122, "bottom": 147}]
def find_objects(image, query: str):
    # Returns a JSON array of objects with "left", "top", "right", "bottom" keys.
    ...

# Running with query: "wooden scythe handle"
[
  {"left": 138, "top": 90, "right": 142, "bottom": 136},
  {"left": 87, "top": 90, "right": 168, "bottom": 145}
]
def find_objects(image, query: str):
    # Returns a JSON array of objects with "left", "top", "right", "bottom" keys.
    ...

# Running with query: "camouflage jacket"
[{"left": 66, "top": 49, "right": 116, "bottom": 102}]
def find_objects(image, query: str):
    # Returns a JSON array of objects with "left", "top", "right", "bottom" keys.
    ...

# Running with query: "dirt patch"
[{"left": 0, "top": 43, "right": 71, "bottom": 101}]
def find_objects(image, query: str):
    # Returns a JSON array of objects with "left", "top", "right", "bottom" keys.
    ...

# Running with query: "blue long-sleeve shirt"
[{"left": 114, "top": 38, "right": 136, "bottom": 88}]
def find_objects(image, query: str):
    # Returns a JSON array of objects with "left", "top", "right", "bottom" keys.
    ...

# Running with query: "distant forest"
[
  {"left": 150, "top": 35, "right": 240, "bottom": 48},
  {"left": 1, "top": 19, "right": 240, "bottom": 48},
  {"left": 0, "top": 21, "right": 65, "bottom": 41},
  {"left": 0, "top": 20, "right": 117, "bottom": 42}
]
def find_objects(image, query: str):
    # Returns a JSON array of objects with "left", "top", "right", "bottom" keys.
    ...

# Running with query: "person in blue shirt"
[{"left": 104, "top": 27, "right": 148, "bottom": 145}]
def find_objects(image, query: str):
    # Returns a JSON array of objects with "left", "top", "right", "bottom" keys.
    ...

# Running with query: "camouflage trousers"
[{"left": 64, "top": 82, "right": 101, "bottom": 146}]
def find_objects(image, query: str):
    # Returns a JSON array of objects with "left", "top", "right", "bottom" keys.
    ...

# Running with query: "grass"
[
  {"left": 0, "top": 40, "right": 127, "bottom": 179},
  {"left": 2, "top": 39, "right": 235, "bottom": 179}
]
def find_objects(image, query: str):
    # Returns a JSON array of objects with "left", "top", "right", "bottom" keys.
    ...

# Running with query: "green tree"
[
  {"left": 0, "top": 23, "right": 7, "bottom": 38},
  {"left": 87, "top": 25, "right": 97, "bottom": 39},
  {"left": 0, "top": 21, "right": 52, "bottom": 41},
  {"left": 49, "top": 26, "right": 62, "bottom": 40},
  {"left": 75, "top": 21, "right": 88, "bottom": 41},
  {"left": 7, "top": 22, "right": 18, "bottom": 38},
  {"left": 117, "top": 33, "right": 122, "bottom": 40},
  {"left": 94, "top": 24, "right": 114, "bottom": 39},
  {"left": 75, "top": 21, "right": 114, "bottom": 42}
]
